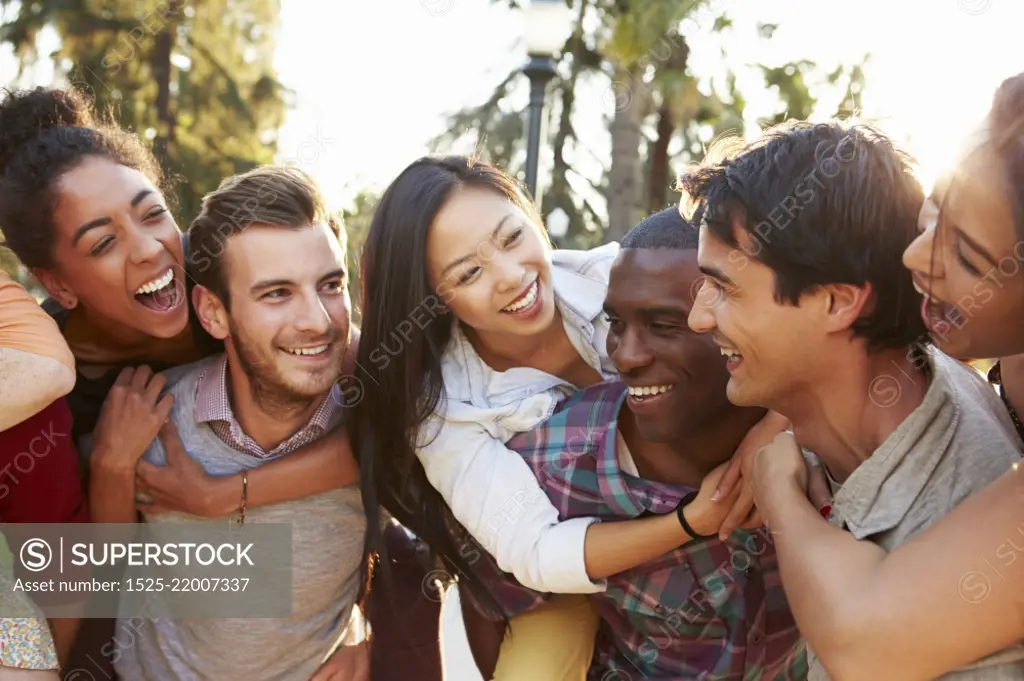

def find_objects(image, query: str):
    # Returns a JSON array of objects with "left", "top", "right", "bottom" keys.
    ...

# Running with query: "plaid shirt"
[
  {"left": 478, "top": 380, "right": 806, "bottom": 681},
  {"left": 194, "top": 355, "right": 343, "bottom": 458}
]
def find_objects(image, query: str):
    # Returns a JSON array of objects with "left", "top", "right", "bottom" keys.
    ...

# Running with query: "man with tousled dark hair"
[{"left": 686, "top": 121, "right": 1024, "bottom": 680}]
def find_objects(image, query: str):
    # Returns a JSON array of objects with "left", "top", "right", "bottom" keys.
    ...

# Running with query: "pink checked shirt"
[{"left": 194, "top": 355, "right": 344, "bottom": 458}]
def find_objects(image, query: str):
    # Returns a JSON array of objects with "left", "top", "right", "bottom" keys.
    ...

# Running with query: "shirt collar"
[
  {"left": 830, "top": 349, "right": 957, "bottom": 538},
  {"left": 194, "top": 353, "right": 343, "bottom": 446},
  {"left": 589, "top": 383, "right": 698, "bottom": 515},
  {"left": 550, "top": 243, "right": 617, "bottom": 324},
  {"left": 195, "top": 354, "right": 233, "bottom": 425}
]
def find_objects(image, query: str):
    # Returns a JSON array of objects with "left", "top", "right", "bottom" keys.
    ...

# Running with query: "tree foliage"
[
  {"left": 0, "top": 0, "right": 287, "bottom": 228},
  {"left": 428, "top": 0, "right": 871, "bottom": 246},
  {"left": 340, "top": 189, "right": 378, "bottom": 326}
]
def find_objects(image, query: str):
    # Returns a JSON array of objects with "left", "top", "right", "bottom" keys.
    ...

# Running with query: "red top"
[
  {"left": 0, "top": 397, "right": 89, "bottom": 525},
  {"left": 1, "top": 398, "right": 90, "bottom": 608}
]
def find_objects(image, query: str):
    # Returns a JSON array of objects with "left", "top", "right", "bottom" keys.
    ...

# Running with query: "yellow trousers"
[{"left": 491, "top": 594, "right": 600, "bottom": 681}]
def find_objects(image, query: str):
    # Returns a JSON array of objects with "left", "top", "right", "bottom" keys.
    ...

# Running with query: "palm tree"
[{"left": 430, "top": 0, "right": 868, "bottom": 246}]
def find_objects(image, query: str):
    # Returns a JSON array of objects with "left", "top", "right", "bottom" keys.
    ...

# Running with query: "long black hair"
[{"left": 353, "top": 155, "right": 541, "bottom": 613}]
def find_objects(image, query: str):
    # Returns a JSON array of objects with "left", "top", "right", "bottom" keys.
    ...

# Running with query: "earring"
[{"left": 57, "top": 292, "right": 78, "bottom": 310}]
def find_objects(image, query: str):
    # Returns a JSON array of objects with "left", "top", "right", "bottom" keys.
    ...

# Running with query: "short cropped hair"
[
  {"left": 621, "top": 206, "right": 699, "bottom": 250},
  {"left": 678, "top": 120, "right": 927, "bottom": 351},
  {"left": 187, "top": 165, "right": 344, "bottom": 308}
]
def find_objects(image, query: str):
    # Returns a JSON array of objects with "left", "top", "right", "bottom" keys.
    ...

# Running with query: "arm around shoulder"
[
  {"left": 771, "top": 465, "right": 1024, "bottom": 681},
  {"left": 236, "top": 424, "right": 359, "bottom": 509},
  {"left": 416, "top": 416, "right": 603, "bottom": 593},
  {"left": 137, "top": 422, "right": 359, "bottom": 518},
  {"left": 0, "top": 347, "right": 75, "bottom": 431},
  {"left": 417, "top": 414, "right": 723, "bottom": 592}
]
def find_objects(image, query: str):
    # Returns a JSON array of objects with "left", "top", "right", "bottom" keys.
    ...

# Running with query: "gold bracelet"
[{"left": 237, "top": 471, "right": 248, "bottom": 526}]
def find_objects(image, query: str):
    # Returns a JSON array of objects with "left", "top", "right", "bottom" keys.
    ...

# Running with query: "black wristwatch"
[{"left": 676, "top": 490, "right": 716, "bottom": 541}]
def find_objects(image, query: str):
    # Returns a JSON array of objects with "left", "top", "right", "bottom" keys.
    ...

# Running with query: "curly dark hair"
[{"left": 0, "top": 86, "right": 166, "bottom": 269}]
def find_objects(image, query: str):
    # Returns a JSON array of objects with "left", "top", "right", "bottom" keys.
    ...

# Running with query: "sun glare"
[{"left": 862, "top": 74, "right": 994, "bottom": 197}]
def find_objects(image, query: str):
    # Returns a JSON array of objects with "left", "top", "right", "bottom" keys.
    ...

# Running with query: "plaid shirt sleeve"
[
  {"left": 462, "top": 384, "right": 629, "bottom": 620},
  {"left": 767, "top": 639, "right": 809, "bottom": 681},
  {"left": 471, "top": 382, "right": 639, "bottom": 621},
  {"left": 504, "top": 384, "right": 624, "bottom": 521}
]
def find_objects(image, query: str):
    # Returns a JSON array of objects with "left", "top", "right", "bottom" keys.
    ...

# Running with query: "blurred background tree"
[
  {"left": 0, "top": 0, "right": 287, "bottom": 283},
  {"left": 431, "top": 0, "right": 870, "bottom": 246},
  {"left": 340, "top": 188, "right": 378, "bottom": 327},
  {"left": 0, "top": 0, "right": 870, "bottom": 293}
]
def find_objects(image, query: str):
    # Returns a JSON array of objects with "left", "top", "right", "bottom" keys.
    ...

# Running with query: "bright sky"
[
  {"left": 272, "top": 0, "right": 524, "bottom": 209},
  {"left": 274, "top": 0, "right": 1022, "bottom": 212},
  {"left": 2, "top": 0, "right": 1021, "bottom": 213}
]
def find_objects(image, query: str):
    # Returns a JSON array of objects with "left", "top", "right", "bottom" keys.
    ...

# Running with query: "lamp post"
[{"left": 522, "top": 0, "right": 571, "bottom": 207}]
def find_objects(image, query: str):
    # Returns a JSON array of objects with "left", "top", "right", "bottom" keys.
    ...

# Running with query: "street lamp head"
[
  {"left": 546, "top": 206, "right": 570, "bottom": 239},
  {"left": 524, "top": 0, "right": 573, "bottom": 57},
  {"left": 522, "top": 0, "right": 570, "bottom": 207}
]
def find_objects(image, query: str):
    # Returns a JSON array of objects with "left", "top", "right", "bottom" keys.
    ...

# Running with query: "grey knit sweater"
[{"left": 114, "top": 356, "right": 366, "bottom": 681}]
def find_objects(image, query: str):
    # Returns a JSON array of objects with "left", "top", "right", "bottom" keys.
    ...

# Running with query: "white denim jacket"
[{"left": 416, "top": 242, "right": 620, "bottom": 593}]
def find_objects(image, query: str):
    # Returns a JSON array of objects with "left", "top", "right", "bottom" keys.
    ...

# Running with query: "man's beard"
[{"left": 228, "top": 318, "right": 345, "bottom": 418}]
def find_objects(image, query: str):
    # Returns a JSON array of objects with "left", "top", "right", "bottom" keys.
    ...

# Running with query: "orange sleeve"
[{"left": 0, "top": 272, "right": 75, "bottom": 372}]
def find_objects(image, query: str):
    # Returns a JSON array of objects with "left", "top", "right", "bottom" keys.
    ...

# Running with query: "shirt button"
[{"left": 751, "top": 633, "right": 763, "bottom": 645}]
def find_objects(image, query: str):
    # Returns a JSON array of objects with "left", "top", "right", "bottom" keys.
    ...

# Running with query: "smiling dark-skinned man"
[{"left": 458, "top": 208, "right": 807, "bottom": 681}]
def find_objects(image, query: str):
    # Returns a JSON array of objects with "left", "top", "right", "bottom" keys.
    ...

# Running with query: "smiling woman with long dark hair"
[{"left": 353, "top": 155, "right": 772, "bottom": 678}]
